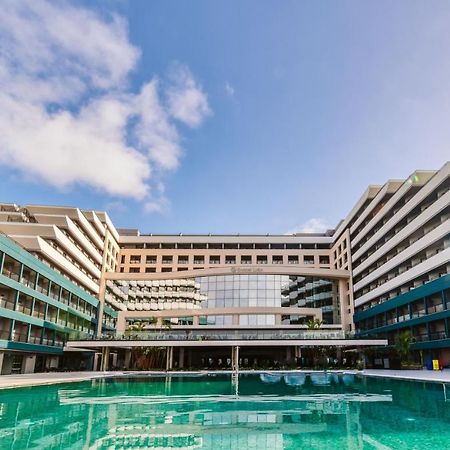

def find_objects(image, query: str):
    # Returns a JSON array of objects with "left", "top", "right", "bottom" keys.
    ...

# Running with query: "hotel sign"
[{"left": 230, "top": 267, "right": 264, "bottom": 274}]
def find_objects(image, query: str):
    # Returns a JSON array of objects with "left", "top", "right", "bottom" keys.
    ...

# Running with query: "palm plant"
[
  {"left": 395, "top": 330, "right": 414, "bottom": 364},
  {"left": 306, "top": 318, "right": 323, "bottom": 330}
]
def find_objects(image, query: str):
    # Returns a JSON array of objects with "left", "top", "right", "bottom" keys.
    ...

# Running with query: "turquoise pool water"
[{"left": 1, "top": 372, "right": 450, "bottom": 449}]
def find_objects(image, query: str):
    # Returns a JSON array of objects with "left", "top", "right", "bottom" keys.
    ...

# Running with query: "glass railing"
[
  {"left": 76, "top": 329, "right": 351, "bottom": 341},
  {"left": 20, "top": 277, "right": 35, "bottom": 288},
  {"left": 415, "top": 331, "right": 447, "bottom": 342},
  {"left": 429, "top": 331, "right": 447, "bottom": 341},
  {"left": 0, "top": 329, "right": 10, "bottom": 340},
  {"left": 0, "top": 298, "right": 15, "bottom": 310},
  {"left": 32, "top": 310, "right": 46, "bottom": 319},
  {"left": 427, "top": 304, "right": 444, "bottom": 314},
  {"left": 28, "top": 335, "right": 42, "bottom": 344},
  {"left": 2, "top": 270, "right": 20, "bottom": 281},
  {"left": 13, "top": 333, "right": 28, "bottom": 343}
]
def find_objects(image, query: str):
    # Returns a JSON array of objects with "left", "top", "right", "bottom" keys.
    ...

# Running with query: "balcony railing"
[
  {"left": 0, "top": 297, "right": 15, "bottom": 310},
  {"left": 427, "top": 304, "right": 444, "bottom": 314},
  {"left": 415, "top": 331, "right": 447, "bottom": 342},
  {"left": 411, "top": 310, "right": 426, "bottom": 318},
  {"left": 0, "top": 329, "right": 10, "bottom": 340},
  {"left": 75, "top": 329, "right": 353, "bottom": 342},
  {"left": 2, "top": 270, "right": 20, "bottom": 281}
]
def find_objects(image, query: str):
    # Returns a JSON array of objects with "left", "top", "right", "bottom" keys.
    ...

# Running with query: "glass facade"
[
  {"left": 113, "top": 274, "right": 341, "bottom": 326},
  {"left": 197, "top": 274, "right": 340, "bottom": 324}
]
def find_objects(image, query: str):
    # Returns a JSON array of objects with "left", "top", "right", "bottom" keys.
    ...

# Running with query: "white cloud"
[
  {"left": 286, "top": 218, "right": 331, "bottom": 235},
  {"left": 225, "top": 82, "right": 235, "bottom": 97},
  {"left": 144, "top": 197, "right": 170, "bottom": 214},
  {"left": 166, "top": 63, "right": 211, "bottom": 127},
  {"left": 0, "top": 0, "right": 210, "bottom": 201}
]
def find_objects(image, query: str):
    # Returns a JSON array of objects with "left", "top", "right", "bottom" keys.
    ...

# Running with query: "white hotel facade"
[{"left": 0, "top": 162, "right": 448, "bottom": 373}]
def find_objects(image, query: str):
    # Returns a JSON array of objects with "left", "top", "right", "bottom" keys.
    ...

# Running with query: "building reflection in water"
[{"left": 2, "top": 374, "right": 450, "bottom": 449}]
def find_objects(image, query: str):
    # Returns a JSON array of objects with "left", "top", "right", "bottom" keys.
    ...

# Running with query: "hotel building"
[{"left": 0, "top": 161, "right": 448, "bottom": 373}]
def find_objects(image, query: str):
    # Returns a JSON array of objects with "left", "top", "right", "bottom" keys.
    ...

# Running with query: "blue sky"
[{"left": 0, "top": 1, "right": 449, "bottom": 234}]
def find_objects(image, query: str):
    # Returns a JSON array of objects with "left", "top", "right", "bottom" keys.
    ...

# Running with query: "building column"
[
  {"left": 22, "top": 354, "right": 36, "bottom": 374},
  {"left": 232, "top": 346, "right": 240, "bottom": 372},
  {"left": 111, "top": 352, "right": 118, "bottom": 369},
  {"left": 124, "top": 349, "right": 132, "bottom": 370},
  {"left": 178, "top": 347, "right": 185, "bottom": 369},
  {"left": 101, "top": 347, "right": 110, "bottom": 371},
  {"left": 0, "top": 352, "right": 4, "bottom": 375},
  {"left": 286, "top": 346, "right": 292, "bottom": 362},
  {"left": 93, "top": 352, "right": 100, "bottom": 371},
  {"left": 166, "top": 346, "right": 173, "bottom": 371}
]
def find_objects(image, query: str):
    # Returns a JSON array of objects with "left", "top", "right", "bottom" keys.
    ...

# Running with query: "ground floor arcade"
[{"left": 66, "top": 338, "right": 388, "bottom": 372}]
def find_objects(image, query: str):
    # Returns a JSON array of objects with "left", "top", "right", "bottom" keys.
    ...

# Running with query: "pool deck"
[{"left": 1, "top": 368, "right": 450, "bottom": 389}]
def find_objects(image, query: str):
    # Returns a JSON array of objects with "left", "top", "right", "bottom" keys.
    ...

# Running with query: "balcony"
[
  {"left": 0, "top": 329, "right": 10, "bottom": 340},
  {"left": 411, "top": 309, "right": 426, "bottom": 319},
  {"left": 427, "top": 304, "right": 444, "bottom": 314},
  {"left": 415, "top": 331, "right": 447, "bottom": 342}
]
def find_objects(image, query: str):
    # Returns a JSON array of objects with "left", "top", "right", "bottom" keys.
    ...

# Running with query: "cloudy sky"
[{"left": 0, "top": 0, "right": 449, "bottom": 234}]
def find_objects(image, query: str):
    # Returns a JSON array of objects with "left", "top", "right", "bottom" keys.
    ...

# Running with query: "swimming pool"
[{"left": 1, "top": 372, "right": 449, "bottom": 449}]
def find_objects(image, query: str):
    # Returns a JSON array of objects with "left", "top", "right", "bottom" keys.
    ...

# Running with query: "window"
[
  {"left": 319, "top": 255, "right": 330, "bottom": 265},
  {"left": 272, "top": 255, "right": 283, "bottom": 264},
  {"left": 209, "top": 256, "right": 220, "bottom": 264},
  {"left": 304, "top": 255, "right": 314, "bottom": 264},
  {"left": 162, "top": 268, "right": 172, "bottom": 272},
  {"left": 288, "top": 255, "right": 299, "bottom": 264},
  {"left": 121, "top": 255, "right": 125, "bottom": 263},
  {"left": 130, "top": 267, "right": 140, "bottom": 273},
  {"left": 162, "top": 256, "right": 173, "bottom": 264},
  {"left": 178, "top": 256, "right": 189, "bottom": 264},
  {"left": 146, "top": 255, "right": 157, "bottom": 264},
  {"left": 145, "top": 267, "right": 156, "bottom": 273},
  {"left": 194, "top": 256, "right": 205, "bottom": 264},
  {"left": 130, "top": 255, "right": 141, "bottom": 264},
  {"left": 257, "top": 256, "right": 267, "bottom": 264},
  {"left": 241, "top": 255, "right": 252, "bottom": 264},
  {"left": 225, "top": 256, "right": 236, "bottom": 264}
]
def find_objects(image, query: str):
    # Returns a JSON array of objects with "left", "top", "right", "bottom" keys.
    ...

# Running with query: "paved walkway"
[
  {"left": 0, "top": 371, "right": 115, "bottom": 389},
  {"left": 362, "top": 369, "right": 450, "bottom": 383},
  {"left": 1, "top": 368, "right": 450, "bottom": 390}
]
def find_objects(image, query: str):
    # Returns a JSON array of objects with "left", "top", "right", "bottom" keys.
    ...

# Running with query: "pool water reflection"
[{"left": 1, "top": 373, "right": 450, "bottom": 449}]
